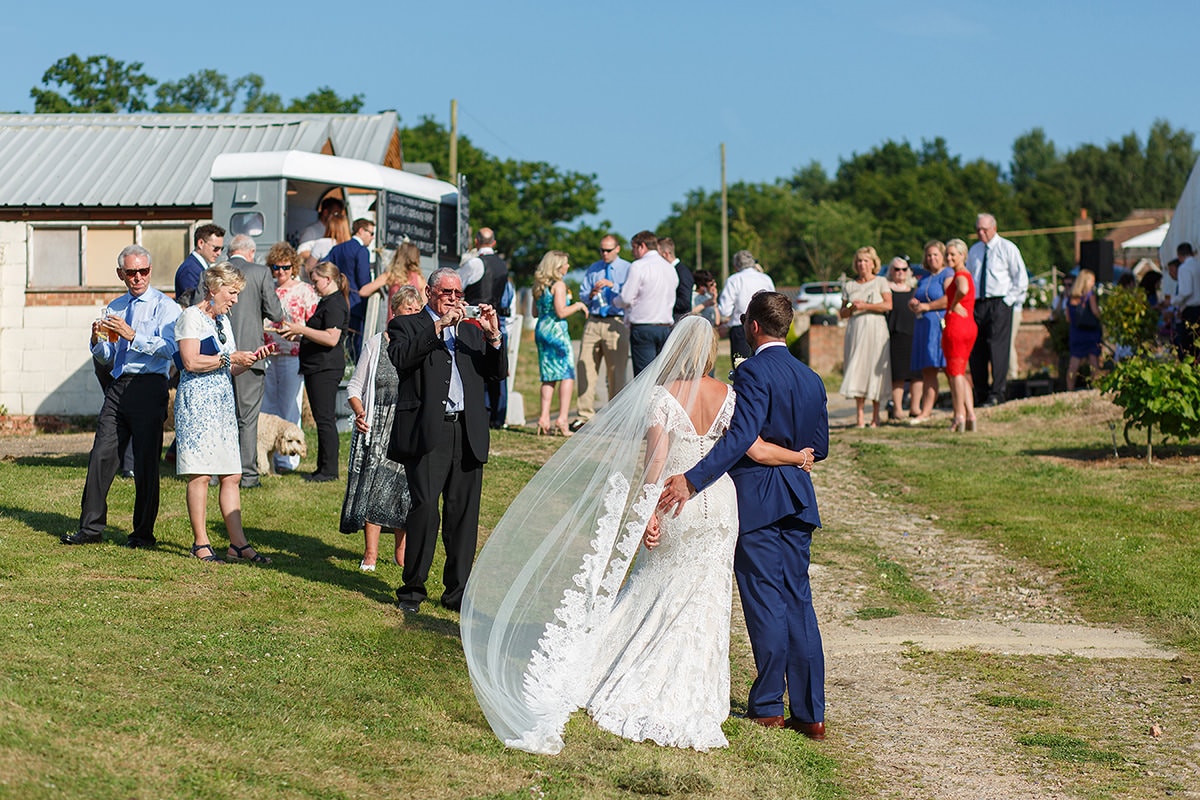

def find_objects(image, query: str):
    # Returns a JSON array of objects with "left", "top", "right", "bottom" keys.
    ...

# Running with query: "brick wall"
[
  {"left": 794, "top": 308, "right": 1056, "bottom": 380},
  {"left": 0, "top": 221, "right": 106, "bottom": 415}
]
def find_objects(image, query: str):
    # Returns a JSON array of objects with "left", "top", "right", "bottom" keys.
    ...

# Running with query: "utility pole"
[
  {"left": 695, "top": 219, "right": 702, "bottom": 272},
  {"left": 449, "top": 99, "right": 458, "bottom": 183},
  {"left": 720, "top": 143, "right": 729, "bottom": 283}
]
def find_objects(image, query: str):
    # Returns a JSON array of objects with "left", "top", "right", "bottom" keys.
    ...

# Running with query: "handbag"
[{"left": 1076, "top": 296, "right": 1101, "bottom": 331}]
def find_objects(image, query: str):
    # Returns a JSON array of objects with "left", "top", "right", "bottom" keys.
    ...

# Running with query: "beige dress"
[{"left": 839, "top": 276, "right": 892, "bottom": 401}]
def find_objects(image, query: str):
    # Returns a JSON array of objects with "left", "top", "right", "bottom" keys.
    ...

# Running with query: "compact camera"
[{"left": 462, "top": 304, "right": 482, "bottom": 319}]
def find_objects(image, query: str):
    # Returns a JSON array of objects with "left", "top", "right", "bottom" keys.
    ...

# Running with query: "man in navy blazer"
[
  {"left": 387, "top": 268, "right": 506, "bottom": 615},
  {"left": 659, "top": 291, "right": 829, "bottom": 739},
  {"left": 325, "top": 218, "right": 375, "bottom": 359},
  {"left": 173, "top": 224, "right": 224, "bottom": 307}
]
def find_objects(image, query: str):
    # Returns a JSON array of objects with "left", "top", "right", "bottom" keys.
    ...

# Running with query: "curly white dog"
[{"left": 256, "top": 413, "right": 307, "bottom": 475}]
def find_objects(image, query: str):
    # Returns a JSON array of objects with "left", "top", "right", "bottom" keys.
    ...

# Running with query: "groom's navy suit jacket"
[{"left": 684, "top": 343, "right": 828, "bottom": 531}]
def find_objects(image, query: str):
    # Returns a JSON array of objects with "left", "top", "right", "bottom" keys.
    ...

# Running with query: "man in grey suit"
[{"left": 227, "top": 234, "right": 285, "bottom": 488}]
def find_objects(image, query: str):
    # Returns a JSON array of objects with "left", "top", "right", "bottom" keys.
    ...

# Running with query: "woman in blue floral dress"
[
  {"left": 533, "top": 251, "right": 588, "bottom": 435},
  {"left": 175, "top": 263, "right": 275, "bottom": 563}
]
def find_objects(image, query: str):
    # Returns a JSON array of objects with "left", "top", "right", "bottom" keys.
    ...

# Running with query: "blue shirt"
[
  {"left": 91, "top": 287, "right": 181, "bottom": 378},
  {"left": 580, "top": 257, "right": 631, "bottom": 317}
]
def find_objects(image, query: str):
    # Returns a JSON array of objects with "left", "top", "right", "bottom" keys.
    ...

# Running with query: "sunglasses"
[
  {"left": 435, "top": 289, "right": 465, "bottom": 299},
  {"left": 122, "top": 268, "right": 151, "bottom": 278},
  {"left": 894, "top": 267, "right": 909, "bottom": 272},
  {"left": 600, "top": 246, "right": 618, "bottom": 254},
  {"left": 270, "top": 264, "right": 292, "bottom": 272},
  {"left": 215, "top": 317, "right": 227, "bottom": 345}
]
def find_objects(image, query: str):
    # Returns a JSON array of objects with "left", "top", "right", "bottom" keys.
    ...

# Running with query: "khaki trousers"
[{"left": 576, "top": 316, "right": 630, "bottom": 419}]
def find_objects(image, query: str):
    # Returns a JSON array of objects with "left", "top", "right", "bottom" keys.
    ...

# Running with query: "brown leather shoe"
[
  {"left": 785, "top": 718, "right": 826, "bottom": 740},
  {"left": 748, "top": 715, "right": 786, "bottom": 728}
]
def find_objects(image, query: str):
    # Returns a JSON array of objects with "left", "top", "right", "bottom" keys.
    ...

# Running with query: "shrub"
[{"left": 1099, "top": 349, "right": 1200, "bottom": 460}]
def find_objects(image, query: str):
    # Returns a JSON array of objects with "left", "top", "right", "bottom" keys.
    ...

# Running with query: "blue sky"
[{"left": 4, "top": 1, "right": 1198, "bottom": 239}]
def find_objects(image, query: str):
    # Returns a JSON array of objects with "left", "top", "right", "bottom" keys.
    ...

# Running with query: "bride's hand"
[{"left": 642, "top": 515, "right": 661, "bottom": 550}]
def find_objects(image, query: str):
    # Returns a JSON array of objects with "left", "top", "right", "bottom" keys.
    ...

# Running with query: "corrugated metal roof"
[{"left": 0, "top": 113, "right": 398, "bottom": 208}]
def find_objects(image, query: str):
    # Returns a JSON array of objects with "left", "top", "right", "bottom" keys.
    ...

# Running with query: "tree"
[
  {"left": 400, "top": 117, "right": 608, "bottom": 280},
  {"left": 31, "top": 54, "right": 156, "bottom": 113},
  {"left": 153, "top": 69, "right": 238, "bottom": 113},
  {"left": 286, "top": 87, "right": 363, "bottom": 114}
]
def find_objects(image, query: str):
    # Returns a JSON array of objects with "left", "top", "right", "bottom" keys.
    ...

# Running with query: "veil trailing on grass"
[{"left": 460, "top": 317, "right": 719, "bottom": 755}]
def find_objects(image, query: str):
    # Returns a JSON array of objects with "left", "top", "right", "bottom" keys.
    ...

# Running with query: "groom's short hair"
[{"left": 745, "top": 291, "right": 793, "bottom": 339}]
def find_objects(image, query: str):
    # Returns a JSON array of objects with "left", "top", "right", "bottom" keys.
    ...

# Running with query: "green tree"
[
  {"left": 153, "top": 69, "right": 238, "bottom": 113},
  {"left": 31, "top": 54, "right": 156, "bottom": 112},
  {"left": 285, "top": 87, "right": 363, "bottom": 114},
  {"left": 400, "top": 117, "right": 608, "bottom": 280}
]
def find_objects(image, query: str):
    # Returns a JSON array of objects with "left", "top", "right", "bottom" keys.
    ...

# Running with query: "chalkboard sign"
[{"left": 383, "top": 192, "right": 438, "bottom": 256}]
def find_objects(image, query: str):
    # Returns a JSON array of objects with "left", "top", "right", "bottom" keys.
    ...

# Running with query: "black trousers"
[
  {"left": 303, "top": 368, "right": 342, "bottom": 477},
  {"left": 630, "top": 323, "right": 672, "bottom": 376},
  {"left": 78, "top": 374, "right": 168, "bottom": 541},
  {"left": 1178, "top": 306, "right": 1200, "bottom": 360},
  {"left": 729, "top": 325, "right": 753, "bottom": 361},
  {"left": 398, "top": 415, "right": 483, "bottom": 609},
  {"left": 969, "top": 297, "right": 1013, "bottom": 404}
]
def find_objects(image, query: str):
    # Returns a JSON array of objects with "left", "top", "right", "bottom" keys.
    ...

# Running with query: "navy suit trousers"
[{"left": 734, "top": 517, "right": 825, "bottom": 722}]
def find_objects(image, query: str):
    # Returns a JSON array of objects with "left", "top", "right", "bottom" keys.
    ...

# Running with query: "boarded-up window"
[
  {"left": 85, "top": 228, "right": 136, "bottom": 286},
  {"left": 141, "top": 227, "right": 189, "bottom": 288},
  {"left": 30, "top": 228, "right": 82, "bottom": 286}
]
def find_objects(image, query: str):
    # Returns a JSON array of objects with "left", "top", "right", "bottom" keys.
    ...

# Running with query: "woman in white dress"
[
  {"left": 175, "top": 263, "right": 275, "bottom": 563},
  {"left": 838, "top": 245, "right": 893, "bottom": 427},
  {"left": 461, "top": 316, "right": 813, "bottom": 754}
]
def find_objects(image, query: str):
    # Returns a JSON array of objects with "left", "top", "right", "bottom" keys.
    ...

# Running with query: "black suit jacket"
[
  {"left": 386, "top": 311, "right": 506, "bottom": 465},
  {"left": 673, "top": 260, "right": 695, "bottom": 320},
  {"left": 226, "top": 255, "right": 284, "bottom": 373}
]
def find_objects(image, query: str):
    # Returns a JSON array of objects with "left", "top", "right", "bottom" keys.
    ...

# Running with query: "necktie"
[
  {"left": 978, "top": 246, "right": 989, "bottom": 297},
  {"left": 444, "top": 326, "right": 465, "bottom": 412},
  {"left": 111, "top": 298, "right": 136, "bottom": 378}
]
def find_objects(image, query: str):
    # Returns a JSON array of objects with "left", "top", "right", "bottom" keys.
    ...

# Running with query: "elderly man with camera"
[{"left": 386, "top": 268, "right": 507, "bottom": 614}]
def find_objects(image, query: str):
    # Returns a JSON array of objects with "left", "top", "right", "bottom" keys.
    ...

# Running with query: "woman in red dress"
[{"left": 942, "top": 239, "right": 978, "bottom": 432}]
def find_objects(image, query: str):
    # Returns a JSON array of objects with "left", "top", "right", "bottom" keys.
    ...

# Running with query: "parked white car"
[{"left": 794, "top": 281, "right": 843, "bottom": 315}]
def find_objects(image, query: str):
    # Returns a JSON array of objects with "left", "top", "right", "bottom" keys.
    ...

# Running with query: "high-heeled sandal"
[
  {"left": 555, "top": 421, "right": 573, "bottom": 437},
  {"left": 951, "top": 417, "right": 965, "bottom": 432},
  {"left": 227, "top": 543, "right": 272, "bottom": 564},
  {"left": 965, "top": 418, "right": 977, "bottom": 432},
  {"left": 191, "top": 543, "right": 224, "bottom": 563},
  {"left": 536, "top": 420, "right": 551, "bottom": 435}
]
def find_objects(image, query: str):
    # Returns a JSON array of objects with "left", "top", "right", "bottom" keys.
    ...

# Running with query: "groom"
[{"left": 658, "top": 291, "right": 829, "bottom": 739}]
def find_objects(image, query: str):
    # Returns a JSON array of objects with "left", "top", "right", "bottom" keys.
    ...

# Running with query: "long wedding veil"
[{"left": 460, "top": 317, "right": 719, "bottom": 754}]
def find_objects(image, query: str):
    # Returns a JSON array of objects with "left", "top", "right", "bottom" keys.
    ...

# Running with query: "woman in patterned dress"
[
  {"left": 532, "top": 251, "right": 588, "bottom": 436},
  {"left": 175, "top": 263, "right": 276, "bottom": 563},
  {"left": 340, "top": 285, "right": 422, "bottom": 571}
]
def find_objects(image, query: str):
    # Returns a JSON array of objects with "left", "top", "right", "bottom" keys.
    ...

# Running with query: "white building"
[{"left": 0, "top": 113, "right": 403, "bottom": 416}]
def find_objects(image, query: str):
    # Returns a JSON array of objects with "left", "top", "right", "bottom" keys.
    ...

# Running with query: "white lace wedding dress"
[{"left": 583, "top": 384, "right": 740, "bottom": 750}]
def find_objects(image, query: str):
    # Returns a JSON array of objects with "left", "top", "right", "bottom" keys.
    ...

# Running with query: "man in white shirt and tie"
[
  {"left": 615, "top": 230, "right": 678, "bottom": 375},
  {"left": 967, "top": 213, "right": 1027, "bottom": 407}
]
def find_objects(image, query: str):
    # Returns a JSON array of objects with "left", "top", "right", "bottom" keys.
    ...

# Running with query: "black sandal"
[
  {"left": 227, "top": 543, "right": 272, "bottom": 564},
  {"left": 191, "top": 544, "right": 224, "bottom": 563}
]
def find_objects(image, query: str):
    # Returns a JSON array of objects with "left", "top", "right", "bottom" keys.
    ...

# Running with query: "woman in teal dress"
[{"left": 533, "top": 250, "right": 588, "bottom": 436}]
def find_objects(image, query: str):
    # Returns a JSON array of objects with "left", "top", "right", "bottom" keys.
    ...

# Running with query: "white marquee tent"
[{"left": 1162, "top": 157, "right": 1200, "bottom": 263}]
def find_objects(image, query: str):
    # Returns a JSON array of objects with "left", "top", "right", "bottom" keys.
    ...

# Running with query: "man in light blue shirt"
[
  {"left": 574, "top": 234, "right": 631, "bottom": 428},
  {"left": 63, "top": 245, "right": 180, "bottom": 549}
]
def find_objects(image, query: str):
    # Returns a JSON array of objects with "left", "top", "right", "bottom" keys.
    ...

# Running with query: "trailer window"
[{"left": 229, "top": 212, "right": 265, "bottom": 238}]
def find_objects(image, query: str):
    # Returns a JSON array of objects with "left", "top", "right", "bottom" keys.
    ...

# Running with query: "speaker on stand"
[{"left": 1080, "top": 240, "right": 1114, "bottom": 284}]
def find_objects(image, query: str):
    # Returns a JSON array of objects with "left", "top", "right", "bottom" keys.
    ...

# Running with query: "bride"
[{"left": 461, "top": 316, "right": 814, "bottom": 754}]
